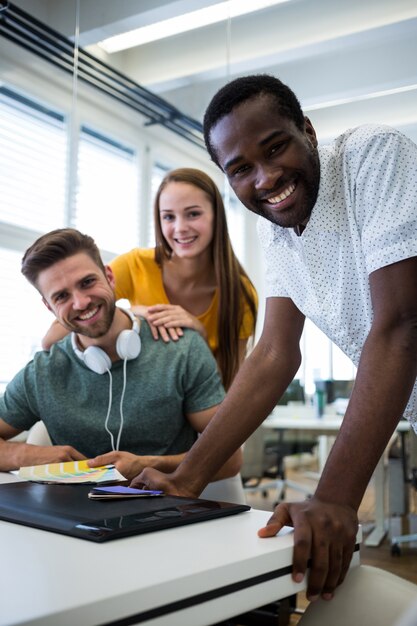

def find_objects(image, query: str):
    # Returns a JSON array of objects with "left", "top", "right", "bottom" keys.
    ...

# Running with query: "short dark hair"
[
  {"left": 203, "top": 74, "right": 304, "bottom": 166},
  {"left": 21, "top": 228, "right": 105, "bottom": 288}
]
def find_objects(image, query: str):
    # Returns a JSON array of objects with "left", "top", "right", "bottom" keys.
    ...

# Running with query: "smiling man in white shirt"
[{"left": 134, "top": 74, "right": 417, "bottom": 604}]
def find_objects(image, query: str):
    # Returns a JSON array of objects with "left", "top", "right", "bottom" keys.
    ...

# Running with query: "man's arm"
[
  {"left": 259, "top": 256, "right": 417, "bottom": 599},
  {"left": 186, "top": 405, "right": 243, "bottom": 480},
  {"left": 135, "top": 263, "right": 417, "bottom": 601},
  {"left": 135, "top": 296, "right": 305, "bottom": 493},
  {"left": 0, "top": 418, "right": 86, "bottom": 470}
]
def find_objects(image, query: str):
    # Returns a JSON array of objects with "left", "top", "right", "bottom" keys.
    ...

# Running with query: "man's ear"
[
  {"left": 304, "top": 116, "right": 318, "bottom": 147},
  {"left": 42, "top": 296, "right": 53, "bottom": 312},
  {"left": 105, "top": 265, "right": 116, "bottom": 290}
]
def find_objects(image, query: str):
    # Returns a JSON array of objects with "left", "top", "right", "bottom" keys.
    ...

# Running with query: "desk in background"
[{"left": 263, "top": 405, "right": 410, "bottom": 547}]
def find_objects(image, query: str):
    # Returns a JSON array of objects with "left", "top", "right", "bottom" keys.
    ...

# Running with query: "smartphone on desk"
[{"left": 88, "top": 485, "right": 164, "bottom": 500}]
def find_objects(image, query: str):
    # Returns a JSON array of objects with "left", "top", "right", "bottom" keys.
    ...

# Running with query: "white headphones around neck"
[{"left": 71, "top": 308, "right": 141, "bottom": 375}]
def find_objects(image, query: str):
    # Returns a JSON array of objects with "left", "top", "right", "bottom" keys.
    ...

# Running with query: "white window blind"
[
  {"left": 74, "top": 126, "right": 139, "bottom": 253},
  {"left": 0, "top": 248, "right": 52, "bottom": 392},
  {"left": 0, "top": 86, "right": 67, "bottom": 232},
  {"left": 0, "top": 87, "right": 67, "bottom": 387},
  {"left": 225, "top": 191, "right": 246, "bottom": 261},
  {"left": 147, "top": 162, "right": 170, "bottom": 247}
]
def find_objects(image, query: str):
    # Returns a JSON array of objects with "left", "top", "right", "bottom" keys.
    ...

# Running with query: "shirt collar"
[{"left": 287, "top": 143, "right": 340, "bottom": 242}]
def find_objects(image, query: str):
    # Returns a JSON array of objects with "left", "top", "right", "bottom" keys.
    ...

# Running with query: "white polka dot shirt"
[{"left": 257, "top": 124, "right": 417, "bottom": 431}]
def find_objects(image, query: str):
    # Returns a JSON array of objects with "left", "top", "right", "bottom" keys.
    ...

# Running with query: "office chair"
[
  {"left": 241, "top": 425, "right": 286, "bottom": 501},
  {"left": 324, "top": 379, "right": 354, "bottom": 403},
  {"left": 26, "top": 420, "right": 52, "bottom": 446},
  {"left": 242, "top": 425, "right": 320, "bottom": 501},
  {"left": 241, "top": 381, "right": 317, "bottom": 503},
  {"left": 276, "top": 379, "right": 306, "bottom": 405},
  {"left": 298, "top": 565, "right": 417, "bottom": 626},
  {"left": 390, "top": 430, "right": 417, "bottom": 555}
]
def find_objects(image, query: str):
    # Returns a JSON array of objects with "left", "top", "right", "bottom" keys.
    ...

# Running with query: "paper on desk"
[{"left": 18, "top": 460, "right": 126, "bottom": 484}]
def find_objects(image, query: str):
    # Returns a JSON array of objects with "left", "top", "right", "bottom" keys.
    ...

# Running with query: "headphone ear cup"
[
  {"left": 83, "top": 346, "right": 112, "bottom": 375},
  {"left": 116, "top": 329, "right": 141, "bottom": 360}
]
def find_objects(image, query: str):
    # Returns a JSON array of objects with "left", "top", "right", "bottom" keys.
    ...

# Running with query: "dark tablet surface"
[{"left": 0, "top": 481, "right": 250, "bottom": 542}]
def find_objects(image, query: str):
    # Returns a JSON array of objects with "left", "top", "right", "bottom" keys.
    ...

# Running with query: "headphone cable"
[
  {"left": 102, "top": 360, "right": 128, "bottom": 452},
  {"left": 116, "top": 358, "right": 127, "bottom": 451},
  {"left": 103, "top": 368, "right": 116, "bottom": 451}
]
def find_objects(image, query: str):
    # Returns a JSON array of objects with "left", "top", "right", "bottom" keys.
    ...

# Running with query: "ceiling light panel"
[{"left": 99, "top": 0, "right": 291, "bottom": 53}]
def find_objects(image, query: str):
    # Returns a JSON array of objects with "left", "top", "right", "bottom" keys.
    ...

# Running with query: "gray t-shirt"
[{"left": 0, "top": 322, "right": 225, "bottom": 457}]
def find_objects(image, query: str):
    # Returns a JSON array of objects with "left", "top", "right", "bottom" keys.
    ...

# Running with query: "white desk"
[
  {"left": 0, "top": 471, "right": 361, "bottom": 626},
  {"left": 0, "top": 472, "right": 357, "bottom": 626},
  {"left": 263, "top": 406, "right": 411, "bottom": 547}
]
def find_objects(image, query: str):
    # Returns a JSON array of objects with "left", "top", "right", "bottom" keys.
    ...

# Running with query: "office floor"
[{"left": 244, "top": 457, "right": 417, "bottom": 625}]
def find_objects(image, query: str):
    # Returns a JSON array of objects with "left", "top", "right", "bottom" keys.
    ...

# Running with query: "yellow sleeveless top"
[{"left": 110, "top": 248, "right": 257, "bottom": 356}]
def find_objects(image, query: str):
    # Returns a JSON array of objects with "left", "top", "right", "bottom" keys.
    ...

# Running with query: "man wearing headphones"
[{"left": 0, "top": 228, "right": 241, "bottom": 482}]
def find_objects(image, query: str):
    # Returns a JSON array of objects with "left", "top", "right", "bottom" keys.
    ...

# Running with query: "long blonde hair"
[{"left": 154, "top": 168, "right": 257, "bottom": 390}]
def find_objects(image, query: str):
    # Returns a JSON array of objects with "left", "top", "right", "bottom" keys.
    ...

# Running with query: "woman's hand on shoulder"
[
  {"left": 131, "top": 304, "right": 184, "bottom": 342},
  {"left": 147, "top": 304, "right": 207, "bottom": 342}
]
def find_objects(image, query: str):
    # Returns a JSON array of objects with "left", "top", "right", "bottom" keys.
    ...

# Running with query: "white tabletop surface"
[
  {"left": 0, "top": 472, "right": 311, "bottom": 626},
  {"left": 0, "top": 460, "right": 362, "bottom": 626}
]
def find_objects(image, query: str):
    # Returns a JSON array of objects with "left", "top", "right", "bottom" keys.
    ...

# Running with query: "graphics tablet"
[{"left": 0, "top": 481, "right": 250, "bottom": 542}]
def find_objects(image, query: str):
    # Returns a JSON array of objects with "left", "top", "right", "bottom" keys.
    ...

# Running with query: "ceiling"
[{"left": 9, "top": 0, "right": 417, "bottom": 143}]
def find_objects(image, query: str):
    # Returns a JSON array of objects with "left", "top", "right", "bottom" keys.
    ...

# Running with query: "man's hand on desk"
[
  {"left": 258, "top": 497, "right": 358, "bottom": 602},
  {"left": 130, "top": 467, "right": 360, "bottom": 603},
  {"left": 11, "top": 443, "right": 86, "bottom": 469}
]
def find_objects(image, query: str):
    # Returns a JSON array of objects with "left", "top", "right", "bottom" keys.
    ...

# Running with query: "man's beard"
[{"left": 65, "top": 300, "right": 116, "bottom": 338}]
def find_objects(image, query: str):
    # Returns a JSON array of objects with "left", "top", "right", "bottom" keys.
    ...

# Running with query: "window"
[
  {"left": 224, "top": 189, "right": 246, "bottom": 261},
  {"left": 0, "top": 86, "right": 67, "bottom": 232},
  {"left": 0, "top": 88, "right": 141, "bottom": 384},
  {"left": 300, "top": 320, "right": 356, "bottom": 396},
  {"left": 147, "top": 162, "right": 171, "bottom": 247},
  {"left": 74, "top": 126, "right": 139, "bottom": 254},
  {"left": 0, "top": 248, "right": 52, "bottom": 392},
  {"left": 332, "top": 342, "right": 357, "bottom": 381},
  {"left": 0, "top": 87, "right": 68, "bottom": 388}
]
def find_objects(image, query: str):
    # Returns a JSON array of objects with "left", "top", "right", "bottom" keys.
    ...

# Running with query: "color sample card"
[{"left": 18, "top": 460, "right": 126, "bottom": 484}]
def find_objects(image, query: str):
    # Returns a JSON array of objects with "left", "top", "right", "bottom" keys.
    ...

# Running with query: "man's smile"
[
  {"left": 75, "top": 305, "right": 100, "bottom": 322},
  {"left": 266, "top": 182, "right": 296, "bottom": 205}
]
